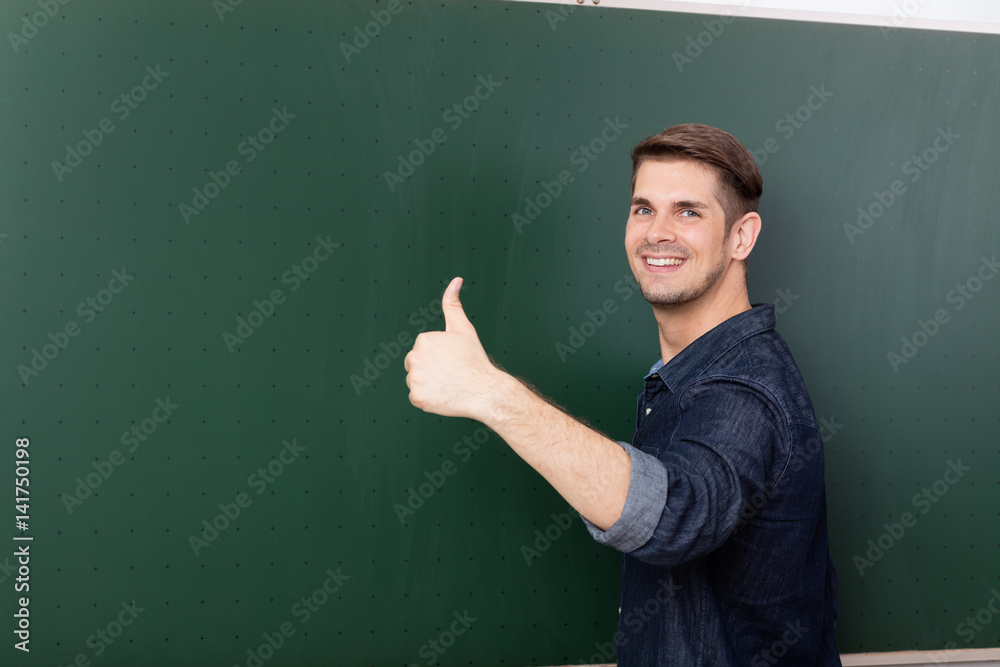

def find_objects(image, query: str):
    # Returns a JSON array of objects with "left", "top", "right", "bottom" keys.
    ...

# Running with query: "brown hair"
[{"left": 630, "top": 123, "right": 762, "bottom": 235}]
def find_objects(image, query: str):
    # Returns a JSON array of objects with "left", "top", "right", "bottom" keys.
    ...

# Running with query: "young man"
[{"left": 404, "top": 124, "right": 841, "bottom": 665}]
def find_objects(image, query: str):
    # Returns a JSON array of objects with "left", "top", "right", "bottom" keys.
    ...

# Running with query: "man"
[{"left": 404, "top": 123, "right": 841, "bottom": 665}]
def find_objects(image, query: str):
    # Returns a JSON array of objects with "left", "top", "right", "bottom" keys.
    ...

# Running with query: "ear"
[{"left": 729, "top": 211, "right": 762, "bottom": 262}]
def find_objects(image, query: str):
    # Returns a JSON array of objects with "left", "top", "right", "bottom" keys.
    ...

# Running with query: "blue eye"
[
  {"left": 634, "top": 206, "right": 653, "bottom": 215},
  {"left": 680, "top": 210, "right": 699, "bottom": 218}
]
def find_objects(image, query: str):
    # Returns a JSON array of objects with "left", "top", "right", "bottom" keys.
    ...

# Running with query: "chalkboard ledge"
[
  {"left": 842, "top": 648, "right": 1000, "bottom": 666},
  {"left": 542, "top": 650, "right": 1000, "bottom": 667}
]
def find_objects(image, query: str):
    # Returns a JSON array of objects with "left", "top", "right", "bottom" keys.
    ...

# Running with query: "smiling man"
[{"left": 404, "top": 123, "right": 841, "bottom": 665}]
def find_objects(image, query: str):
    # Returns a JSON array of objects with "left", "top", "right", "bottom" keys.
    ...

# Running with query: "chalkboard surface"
[{"left": 2, "top": 1, "right": 999, "bottom": 664}]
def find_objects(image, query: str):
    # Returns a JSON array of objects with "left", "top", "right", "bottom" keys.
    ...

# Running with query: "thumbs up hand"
[{"left": 404, "top": 277, "right": 499, "bottom": 420}]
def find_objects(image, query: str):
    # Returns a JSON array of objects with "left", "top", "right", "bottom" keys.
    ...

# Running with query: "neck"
[{"left": 652, "top": 276, "right": 751, "bottom": 366}]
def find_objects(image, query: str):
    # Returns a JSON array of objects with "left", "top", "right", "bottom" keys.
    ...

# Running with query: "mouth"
[{"left": 642, "top": 255, "right": 686, "bottom": 271}]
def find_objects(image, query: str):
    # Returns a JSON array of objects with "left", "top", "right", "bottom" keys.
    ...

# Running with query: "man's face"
[{"left": 625, "top": 159, "right": 732, "bottom": 307}]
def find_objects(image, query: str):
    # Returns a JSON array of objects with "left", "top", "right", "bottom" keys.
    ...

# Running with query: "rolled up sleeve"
[
  {"left": 579, "top": 440, "right": 669, "bottom": 553},
  {"left": 580, "top": 379, "right": 786, "bottom": 567}
]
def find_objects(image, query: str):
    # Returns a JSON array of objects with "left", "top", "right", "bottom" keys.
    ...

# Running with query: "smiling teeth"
[{"left": 646, "top": 258, "right": 683, "bottom": 266}]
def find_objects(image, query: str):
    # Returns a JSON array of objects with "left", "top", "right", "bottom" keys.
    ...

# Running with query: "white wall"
[{"left": 507, "top": 0, "right": 1000, "bottom": 35}]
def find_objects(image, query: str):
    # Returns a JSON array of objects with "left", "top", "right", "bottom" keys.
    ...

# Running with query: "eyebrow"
[{"left": 630, "top": 196, "right": 711, "bottom": 211}]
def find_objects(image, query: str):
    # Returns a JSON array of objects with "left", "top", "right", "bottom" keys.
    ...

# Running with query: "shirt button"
[{"left": 645, "top": 407, "right": 652, "bottom": 415}]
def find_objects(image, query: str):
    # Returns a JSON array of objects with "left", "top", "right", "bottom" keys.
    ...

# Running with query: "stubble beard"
[{"left": 636, "top": 250, "right": 727, "bottom": 307}]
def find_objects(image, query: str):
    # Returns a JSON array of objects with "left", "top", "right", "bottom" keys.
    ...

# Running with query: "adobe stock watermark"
[
  {"left": 7, "top": 0, "right": 73, "bottom": 54},
  {"left": 51, "top": 65, "right": 170, "bottom": 182},
  {"left": 394, "top": 427, "right": 490, "bottom": 524},
  {"left": 16, "top": 267, "right": 135, "bottom": 385},
  {"left": 221, "top": 235, "right": 340, "bottom": 352},
  {"left": 672, "top": 0, "right": 751, "bottom": 73},
  {"left": 212, "top": 0, "right": 244, "bottom": 21},
  {"left": 751, "top": 85, "right": 834, "bottom": 167},
  {"left": 750, "top": 620, "right": 811, "bottom": 666},
  {"left": 925, "top": 588, "right": 1000, "bottom": 663},
  {"left": 853, "top": 458, "right": 971, "bottom": 577},
  {"left": 585, "top": 576, "right": 683, "bottom": 664},
  {"left": 178, "top": 106, "right": 296, "bottom": 224},
  {"left": 887, "top": 254, "right": 998, "bottom": 372},
  {"left": 383, "top": 74, "right": 502, "bottom": 192},
  {"left": 61, "top": 396, "right": 179, "bottom": 514},
  {"left": 520, "top": 505, "right": 577, "bottom": 566},
  {"left": 405, "top": 610, "right": 477, "bottom": 667},
  {"left": 554, "top": 273, "right": 639, "bottom": 362},
  {"left": 232, "top": 566, "right": 349, "bottom": 667},
  {"left": 55, "top": 600, "right": 145, "bottom": 666},
  {"left": 187, "top": 439, "right": 306, "bottom": 556},
  {"left": 546, "top": 4, "right": 576, "bottom": 30},
  {"left": 735, "top": 416, "right": 843, "bottom": 531},
  {"left": 878, "top": 0, "right": 931, "bottom": 40},
  {"left": 772, "top": 286, "right": 799, "bottom": 314},
  {"left": 552, "top": 275, "right": 796, "bottom": 364},
  {"left": 844, "top": 126, "right": 960, "bottom": 244},
  {"left": 339, "top": 1, "right": 406, "bottom": 62},
  {"left": 956, "top": 589, "right": 1000, "bottom": 646},
  {"left": 512, "top": 116, "right": 629, "bottom": 234}
]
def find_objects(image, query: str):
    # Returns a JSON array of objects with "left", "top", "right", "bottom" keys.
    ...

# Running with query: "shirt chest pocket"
[{"left": 634, "top": 400, "right": 676, "bottom": 456}]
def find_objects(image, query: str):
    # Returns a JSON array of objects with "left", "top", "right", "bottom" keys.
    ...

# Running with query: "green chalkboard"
[{"left": 2, "top": 1, "right": 999, "bottom": 664}]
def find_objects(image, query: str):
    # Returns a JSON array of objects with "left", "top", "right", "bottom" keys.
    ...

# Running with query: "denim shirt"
[{"left": 581, "top": 303, "right": 841, "bottom": 666}]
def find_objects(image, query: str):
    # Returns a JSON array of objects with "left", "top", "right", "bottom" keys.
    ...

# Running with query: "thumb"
[{"left": 442, "top": 276, "right": 475, "bottom": 334}]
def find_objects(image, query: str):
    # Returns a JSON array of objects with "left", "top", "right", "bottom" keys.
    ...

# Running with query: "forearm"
[
  {"left": 402, "top": 277, "right": 630, "bottom": 529},
  {"left": 479, "top": 371, "right": 631, "bottom": 531}
]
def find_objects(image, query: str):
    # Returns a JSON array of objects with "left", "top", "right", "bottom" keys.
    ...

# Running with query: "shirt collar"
[{"left": 644, "top": 303, "right": 776, "bottom": 392}]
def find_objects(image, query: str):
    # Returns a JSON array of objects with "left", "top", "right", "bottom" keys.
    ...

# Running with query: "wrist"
[
  {"left": 482, "top": 372, "right": 558, "bottom": 442},
  {"left": 476, "top": 368, "right": 529, "bottom": 430}
]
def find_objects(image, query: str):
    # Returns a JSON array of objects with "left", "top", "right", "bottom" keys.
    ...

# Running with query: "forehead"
[{"left": 633, "top": 159, "right": 724, "bottom": 208}]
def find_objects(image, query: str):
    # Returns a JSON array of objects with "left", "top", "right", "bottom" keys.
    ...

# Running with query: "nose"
[{"left": 644, "top": 212, "right": 677, "bottom": 245}]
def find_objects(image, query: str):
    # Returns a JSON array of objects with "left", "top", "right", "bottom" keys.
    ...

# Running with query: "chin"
[
  {"left": 640, "top": 288, "right": 699, "bottom": 306},
  {"left": 638, "top": 273, "right": 719, "bottom": 307}
]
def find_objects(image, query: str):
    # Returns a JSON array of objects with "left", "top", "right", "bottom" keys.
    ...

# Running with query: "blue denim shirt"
[{"left": 581, "top": 303, "right": 841, "bottom": 666}]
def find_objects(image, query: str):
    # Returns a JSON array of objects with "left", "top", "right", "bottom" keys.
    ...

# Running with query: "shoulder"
[{"left": 686, "top": 328, "right": 817, "bottom": 429}]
